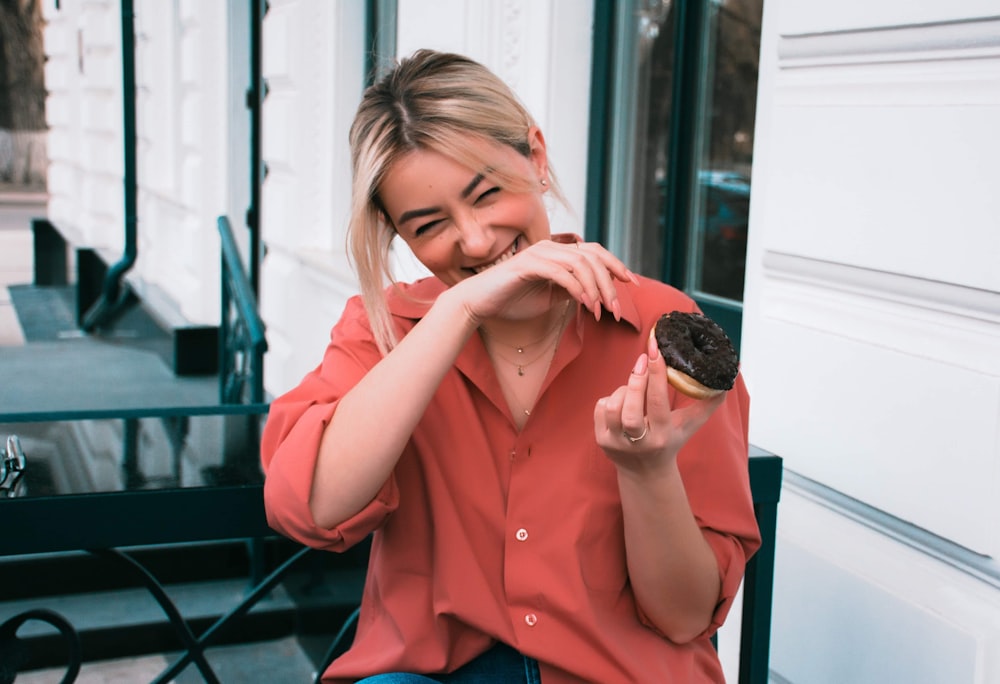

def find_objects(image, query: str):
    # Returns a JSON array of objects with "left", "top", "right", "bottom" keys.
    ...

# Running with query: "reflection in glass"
[
  {"left": 1, "top": 414, "right": 265, "bottom": 498},
  {"left": 608, "top": 0, "right": 677, "bottom": 278},
  {"left": 687, "top": 0, "right": 762, "bottom": 302},
  {"left": 608, "top": 0, "right": 762, "bottom": 304},
  {"left": 637, "top": 0, "right": 677, "bottom": 280}
]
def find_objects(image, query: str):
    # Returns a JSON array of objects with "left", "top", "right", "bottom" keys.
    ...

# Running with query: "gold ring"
[{"left": 623, "top": 423, "right": 648, "bottom": 443}]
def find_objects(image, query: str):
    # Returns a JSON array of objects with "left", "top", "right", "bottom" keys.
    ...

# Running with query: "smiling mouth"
[{"left": 471, "top": 237, "right": 520, "bottom": 274}]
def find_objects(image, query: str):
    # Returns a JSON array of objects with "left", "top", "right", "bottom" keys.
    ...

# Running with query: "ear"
[{"left": 526, "top": 125, "right": 549, "bottom": 181}]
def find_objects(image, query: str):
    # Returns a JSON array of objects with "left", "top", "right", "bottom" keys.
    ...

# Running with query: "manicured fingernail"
[
  {"left": 611, "top": 299, "right": 622, "bottom": 321},
  {"left": 632, "top": 353, "right": 648, "bottom": 375},
  {"left": 627, "top": 270, "right": 640, "bottom": 286}
]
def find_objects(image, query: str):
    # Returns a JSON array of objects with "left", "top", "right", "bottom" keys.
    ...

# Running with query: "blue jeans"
[{"left": 354, "top": 642, "right": 542, "bottom": 683}]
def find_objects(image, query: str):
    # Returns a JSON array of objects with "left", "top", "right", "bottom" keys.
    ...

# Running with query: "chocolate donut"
[{"left": 653, "top": 311, "right": 738, "bottom": 400}]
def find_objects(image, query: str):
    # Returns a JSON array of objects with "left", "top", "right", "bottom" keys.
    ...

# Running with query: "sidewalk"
[
  {"left": 0, "top": 192, "right": 222, "bottom": 417},
  {"left": 0, "top": 188, "right": 47, "bottom": 346}
]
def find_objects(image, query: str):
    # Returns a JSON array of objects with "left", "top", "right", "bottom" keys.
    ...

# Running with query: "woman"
[{"left": 261, "top": 49, "right": 759, "bottom": 683}]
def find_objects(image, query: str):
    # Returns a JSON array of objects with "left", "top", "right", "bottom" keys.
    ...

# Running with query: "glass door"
[
  {"left": 685, "top": 0, "right": 761, "bottom": 307},
  {"left": 592, "top": 0, "right": 764, "bottom": 348}
]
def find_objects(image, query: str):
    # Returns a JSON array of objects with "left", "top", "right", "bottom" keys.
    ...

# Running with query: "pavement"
[
  {"left": 16, "top": 639, "right": 318, "bottom": 684},
  {"left": 0, "top": 191, "right": 220, "bottom": 419},
  {"left": 6, "top": 578, "right": 322, "bottom": 683},
  {"left": 0, "top": 188, "right": 42, "bottom": 346}
]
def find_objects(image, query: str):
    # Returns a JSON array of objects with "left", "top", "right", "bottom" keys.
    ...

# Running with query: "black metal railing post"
[
  {"left": 217, "top": 214, "right": 270, "bottom": 589},
  {"left": 217, "top": 215, "right": 267, "bottom": 406}
]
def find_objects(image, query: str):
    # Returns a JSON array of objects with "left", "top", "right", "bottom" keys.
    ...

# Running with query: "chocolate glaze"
[{"left": 653, "top": 311, "right": 738, "bottom": 390}]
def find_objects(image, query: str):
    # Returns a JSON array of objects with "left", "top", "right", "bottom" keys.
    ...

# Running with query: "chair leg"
[
  {"left": 739, "top": 502, "right": 778, "bottom": 684},
  {"left": 313, "top": 606, "right": 361, "bottom": 684}
]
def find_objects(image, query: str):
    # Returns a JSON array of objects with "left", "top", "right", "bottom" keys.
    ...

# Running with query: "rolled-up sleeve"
[
  {"left": 260, "top": 296, "right": 399, "bottom": 552},
  {"left": 701, "top": 374, "right": 759, "bottom": 634},
  {"left": 638, "top": 371, "right": 761, "bottom": 638}
]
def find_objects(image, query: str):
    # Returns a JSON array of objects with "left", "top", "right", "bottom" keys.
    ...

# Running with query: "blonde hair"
[{"left": 347, "top": 49, "right": 567, "bottom": 355}]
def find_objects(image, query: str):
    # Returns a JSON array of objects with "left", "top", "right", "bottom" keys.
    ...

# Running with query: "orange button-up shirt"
[{"left": 262, "top": 274, "right": 760, "bottom": 683}]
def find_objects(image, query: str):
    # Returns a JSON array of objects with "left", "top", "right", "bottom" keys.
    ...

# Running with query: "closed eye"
[
  {"left": 414, "top": 219, "right": 443, "bottom": 237},
  {"left": 475, "top": 187, "right": 500, "bottom": 203}
]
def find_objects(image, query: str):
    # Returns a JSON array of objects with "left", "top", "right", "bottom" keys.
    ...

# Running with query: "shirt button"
[
  {"left": 524, "top": 613, "right": 538, "bottom": 627},
  {"left": 515, "top": 528, "right": 528, "bottom": 541}
]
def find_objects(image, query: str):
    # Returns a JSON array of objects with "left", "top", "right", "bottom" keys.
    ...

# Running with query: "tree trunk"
[
  {"left": 0, "top": 0, "right": 46, "bottom": 186},
  {"left": 0, "top": 0, "right": 47, "bottom": 131}
]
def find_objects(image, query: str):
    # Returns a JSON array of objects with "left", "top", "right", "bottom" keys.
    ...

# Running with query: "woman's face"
[{"left": 378, "top": 129, "right": 551, "bottom": 288}]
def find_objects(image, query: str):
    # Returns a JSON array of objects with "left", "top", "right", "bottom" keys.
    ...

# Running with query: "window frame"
[{"left": 587, "top": 0, "right": 747, "bottom": 349}]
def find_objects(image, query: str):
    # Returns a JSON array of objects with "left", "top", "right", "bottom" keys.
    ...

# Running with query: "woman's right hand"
[
  {"left": 310, "top": 237, "right": 636, "bottom": 529},
  {"left": 450, "top": 237, "right": 639, "bottom": 324}
]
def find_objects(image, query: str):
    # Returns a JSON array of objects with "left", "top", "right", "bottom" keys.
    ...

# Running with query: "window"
[
  {"left": 366, "top": 0, "right": 398, "bottom": 84},
  {"left": 590, "top": 0, "right": 763, "bottom": 347}
]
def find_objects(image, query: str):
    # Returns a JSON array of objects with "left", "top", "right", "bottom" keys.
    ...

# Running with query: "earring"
[{"left": 540, "top": 179, "right": 548, "bottom": 187}]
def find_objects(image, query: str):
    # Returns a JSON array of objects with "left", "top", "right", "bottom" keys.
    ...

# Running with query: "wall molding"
[
  {"left": 762, "top": 251, "right": 1000, "bottom": 321},
  {"left": 778, "top": 15, "right": 1000, "bottom": 68},
  {"left": 785, "top": 467, "right": 1000, "bottom": 591},
  {"left": 760, "top": 251, "right": 1000, "bottom": 375}
]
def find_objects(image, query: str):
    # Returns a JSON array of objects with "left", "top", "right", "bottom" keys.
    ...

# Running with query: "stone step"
[
  {"left": 0, "top": 567, "right": 364, "bottom": 676},
  {"left": 15, "top": 635, "right": 322, "bottom": 683}
]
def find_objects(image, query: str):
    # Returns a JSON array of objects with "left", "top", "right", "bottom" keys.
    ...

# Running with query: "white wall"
[
  {"left": 258, "top": 0, "right": 367, "bottom": 395},
  {"left": 743, "top": 0, "right": 1000, "bottom": 680},
  {"left": 43, "top": 0, "right": 596, "bottom": 394},
  {"left": 44, "top": 0, "right": 125, "bottom": 250},
  {"left": 395, "top": 0, "right": 594, "bottom": 235},
  {"left": 132, "top": 0, "right": 232, "bottom": 325},
  {"left": 43, "top": 0, "right": 239, "bottom": 327}
]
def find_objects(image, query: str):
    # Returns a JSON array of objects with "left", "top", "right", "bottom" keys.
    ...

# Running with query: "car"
[{"left": 696, "top": 170, "right": 750, "bottom": 300}]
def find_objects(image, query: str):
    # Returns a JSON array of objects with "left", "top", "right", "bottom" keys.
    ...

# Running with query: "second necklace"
[{"left": 481, "top": 301, "right": 572, "bottom": 377}]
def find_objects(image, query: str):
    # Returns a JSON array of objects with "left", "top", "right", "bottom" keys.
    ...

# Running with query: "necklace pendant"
[
  {"left": 524, "top": 409, "right": 531, "bottom": 416},
  {"left": 517, "top": 365, "right": 525, "bottom": 376},
  {"left": 516, "top": 347, "right": 524, "bottom": 354}
]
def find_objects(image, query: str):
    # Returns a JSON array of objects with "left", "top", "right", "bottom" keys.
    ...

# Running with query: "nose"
[{"left": 454, "top": 213, "right": 494, "bottom": 258}]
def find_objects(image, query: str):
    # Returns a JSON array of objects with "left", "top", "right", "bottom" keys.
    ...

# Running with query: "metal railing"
[
  {"left": 217, "top": 215, "right": 267, "bottom": 405},
  {"left": 0, "top": 405, "right": 300, "bottom": 684}
]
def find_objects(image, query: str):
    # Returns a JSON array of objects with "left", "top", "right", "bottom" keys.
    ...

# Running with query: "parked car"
[
  {"left": 698, "top": 170, "right": 750, "bottom": 242},
  {"left": 697, "top": 170, "right": 750, "bottom": 301}
]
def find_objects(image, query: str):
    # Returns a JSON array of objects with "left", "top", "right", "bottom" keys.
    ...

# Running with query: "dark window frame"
[{"left": 587, "top": 0, "right": 748, "bottom": 349}]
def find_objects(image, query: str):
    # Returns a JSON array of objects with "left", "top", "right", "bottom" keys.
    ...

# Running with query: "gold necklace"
[
  {"left": 501, "top": 312, "right": 569, "bottom": 420},
  {"left": 486, "top": 316, "right": 563, "bottom": 353},
  {"left": 488, "top": 331, "right": 561, "bottom": 376},
  {"left": 480, "top": 302, "right": 572, "bottom": 377}
]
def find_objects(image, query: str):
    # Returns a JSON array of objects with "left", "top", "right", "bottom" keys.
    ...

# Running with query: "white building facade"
[
  {"left": 39, "top": 0, "right": 1000, "bottom": 682},
  {"left": 744, "top": 0, "right": 1000, "bottom": 681}
]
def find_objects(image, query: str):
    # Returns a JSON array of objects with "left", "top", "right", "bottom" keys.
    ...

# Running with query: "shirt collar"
[
  {"left": 385, "top": 277, "right": 448, "bottom": 320},
  {"left": 383, "top": 267, "right": 643, "bottom": 429}
]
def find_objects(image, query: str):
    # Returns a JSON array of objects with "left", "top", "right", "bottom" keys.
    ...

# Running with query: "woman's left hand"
[
  {"left": 594, "top": 331, "right": 725, "bottom": 472},
  {"left": 594, "top": 329, "right": 728, "bottom": 641}
]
